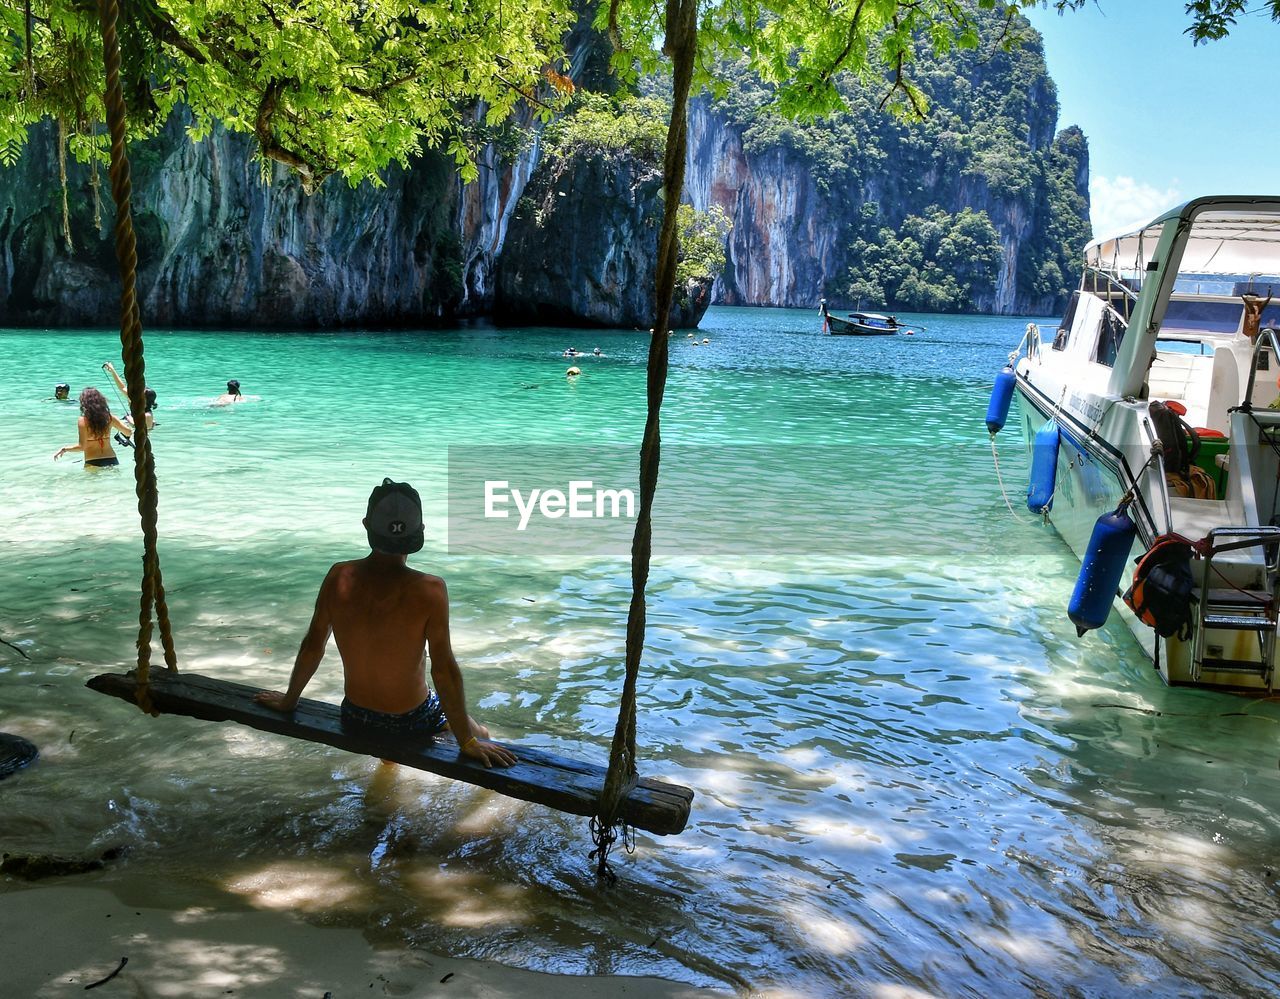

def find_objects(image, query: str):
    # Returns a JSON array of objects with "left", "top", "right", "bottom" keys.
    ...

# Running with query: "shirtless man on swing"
[{"left": 255, "top": 478, "right": 516, "bottom": 769}]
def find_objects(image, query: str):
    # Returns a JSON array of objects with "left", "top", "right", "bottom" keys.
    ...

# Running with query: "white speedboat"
[{"left": 989, "top": 196, "right": 1280, "bottom": 691}]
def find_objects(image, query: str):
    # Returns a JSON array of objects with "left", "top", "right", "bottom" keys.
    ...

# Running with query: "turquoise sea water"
[{"left": 3, "top": 307, "right": 1280, "bottom": 997}]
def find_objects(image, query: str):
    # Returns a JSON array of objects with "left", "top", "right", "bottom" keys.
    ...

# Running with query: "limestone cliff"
[
  {"left": 683, "top": 14, "right": 1091, "bottom": 315},
  {"left": 0, "top": 115, "right": 463, "bottom": 328},
  {"left": 457, "top": 6, "right": 615, "bottom": 317},
  {"left": 494, "top": 148, "right": 710, "bottom": 329},
  {"left": 0, "top": 11, "right": 1087, "bottom": 327},
  {"left": 684, "top": 107, "right": 839, "bottom": 308}
]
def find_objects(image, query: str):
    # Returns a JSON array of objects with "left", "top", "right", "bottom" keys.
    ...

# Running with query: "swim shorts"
[{"left": 340, "top": 692, "right": 448, "bottom": 737}]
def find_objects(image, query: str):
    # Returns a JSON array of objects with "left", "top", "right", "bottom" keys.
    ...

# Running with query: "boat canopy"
[{"left": 1086, "top": 199, "right": 1280, "bottom": 284}]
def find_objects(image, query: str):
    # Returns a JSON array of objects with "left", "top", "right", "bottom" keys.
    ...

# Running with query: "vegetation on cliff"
[
  {"left": 542, "top": 93, "right": 669, "bottom": 163},
  {"left": 845, "top": 205, "right": 1003, "bottom": 312},
  {"left": 532, "top": 91, "right": 732, "bottom": 313},
  {"left": 0, "top": 3, "right": 1264, "bottom": 326},
  {"left": 674, "top": 203, "right": 732, "bottom": 293},
  {"left": 0, "top": 0, "right": 574, "bottom": 190},
  {"left": 703, "top": 6, "right": 1092, "bottom": 313}
]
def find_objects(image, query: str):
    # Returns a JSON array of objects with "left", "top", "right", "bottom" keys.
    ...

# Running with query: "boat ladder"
[{"left": 1192, "top": 527, "right": 1280, "bottom": 689}]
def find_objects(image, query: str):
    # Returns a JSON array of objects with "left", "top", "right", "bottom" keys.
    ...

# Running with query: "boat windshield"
[
  {"left": 1086, "top": 209, "right": 1280, "bottom": 295},
  {"left": 1079, "top": 206, "right": 1280, "bottom": 338}
]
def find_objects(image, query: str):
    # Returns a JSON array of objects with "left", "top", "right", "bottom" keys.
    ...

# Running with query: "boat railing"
[
  {"left": 1141, "top": 416, "right": 1174, "bottom": 538},
  {"left": 1241, "top": 328, "right": 1280, "bottom": 410},
  {"left": 1082, "top": 266, "right": 1140, "bottom": 322},
  {"left": 1019, "top": 321, "right": 1043, "bottom": 362}
]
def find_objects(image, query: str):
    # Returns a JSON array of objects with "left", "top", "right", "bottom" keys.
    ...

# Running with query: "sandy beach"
[{"left": 1, "top": 884, "right": 730, "bottom": 998}]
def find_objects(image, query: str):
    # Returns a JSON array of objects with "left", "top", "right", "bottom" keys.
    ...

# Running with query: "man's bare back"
[
  {"left": 324, "top": 557, "right": 437, "bottom": 714},
  {"left": 254, "top": 479, "right": 515, "bottom": 768}
]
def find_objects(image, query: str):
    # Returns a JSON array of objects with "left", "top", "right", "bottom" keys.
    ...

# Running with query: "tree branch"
[
  {"left": 818, "top": 0, "right": 869, "bottom": 85},
  {"left": 137, "top": 6, "right": 208, "bottom": 65},
  {"left": 254, "top": 80, "right": 323, "bottom": 188},
  {"left": 878, "top": 48, "right": 926, "bottom": 118}
]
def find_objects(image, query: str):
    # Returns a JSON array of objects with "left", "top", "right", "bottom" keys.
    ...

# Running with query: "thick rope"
[
  {"left": 592, "top": 0, "right": 699, "bottom": 880},
  {"left": 97, "top": 0, "right": 178, "bottom": 712}
]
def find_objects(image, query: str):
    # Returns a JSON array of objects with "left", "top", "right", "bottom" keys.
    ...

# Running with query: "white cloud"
[{"left": 1089, "top": 176, "right": 1183, "bottom": 238}]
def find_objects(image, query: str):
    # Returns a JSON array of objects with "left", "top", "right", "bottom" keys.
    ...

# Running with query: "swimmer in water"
[
  {"left": 592, "top": 347, "right": 603, "bottom": 357},
  {"left": 566, "top": 366, "right": 581, "bottom": 379},
  {"left": 213, "top": 379, "right": 249, "bottom": 405},
  {"left": 54, "top": 387, "right": 132, "bottom": 468},
  {"left": 46, "top": 383, "right": 72, "bottom": 402},
  {"left": 102, "top": 362, "right": 157, "bottom": 430}
]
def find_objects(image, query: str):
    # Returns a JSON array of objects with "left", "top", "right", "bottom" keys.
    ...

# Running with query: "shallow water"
[{"left": 3, "top": 308, "right": 1279, "bottom": 998}]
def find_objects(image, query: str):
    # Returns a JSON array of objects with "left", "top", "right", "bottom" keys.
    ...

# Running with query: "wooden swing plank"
[{"left": 86, "top": 670, "right": 692, "bottom": 836}]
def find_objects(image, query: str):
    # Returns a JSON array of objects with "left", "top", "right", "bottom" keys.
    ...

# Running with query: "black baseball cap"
[{"left": 365, "top": 478, "right": 424, "bottom": 555}]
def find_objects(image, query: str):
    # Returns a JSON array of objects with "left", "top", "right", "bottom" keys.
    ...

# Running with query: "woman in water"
[
  {"left": 213, "top": 379, "right": 247, "bottom": 405},
  {"left": 102, "top": 361, "right": 157, "bottom": 430},
  {"left": 53, "top": 387, "right": 132, "bottom": 468}
]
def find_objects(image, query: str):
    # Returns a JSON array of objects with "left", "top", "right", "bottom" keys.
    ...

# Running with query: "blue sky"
[{"left": 1024, "top": 3, "right": 1280, "bottom": 238}]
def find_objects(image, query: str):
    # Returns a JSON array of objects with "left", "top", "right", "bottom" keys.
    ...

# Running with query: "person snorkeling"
[
  {"left": 102, "top": 361, "right": 157, "bottom": 430},
  {"left": 53, "top": 387, "right": 132, "bottom": 468}
]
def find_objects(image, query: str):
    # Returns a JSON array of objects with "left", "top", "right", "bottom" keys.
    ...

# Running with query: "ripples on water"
[{"left": 2, "top": 309, "right": 1280, "bottom": 997}]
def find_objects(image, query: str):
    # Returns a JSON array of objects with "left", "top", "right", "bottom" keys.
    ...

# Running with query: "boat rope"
[
  {"left": 988, "top": 434, "right": 1039, "bottom": 525},
  {"left": 1084, "top": 396, "right": 1118, "bottom": 443},
  {"left": 1119, "top": 447, "right": 1162, "bottom": 508},
  {"left": 1046, "top": 384, "right": 1067, "bottom": 425},
  {"left": 97, "top": 0, "right": 178, "bottom": 714}
]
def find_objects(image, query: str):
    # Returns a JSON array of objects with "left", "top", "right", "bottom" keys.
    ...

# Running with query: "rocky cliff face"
[
  {"left": 0, "top": 107, "right": 688, "bottom": 330},
  {"left": 495, "top": 149, "right": 710, "bottom": 329},
  {"left": 682, "top": 16, "right": 1091, "bottom": 316},
  {"left": 0, "top": 13, "right": 1087, "bottom": 327},
  {"left": 457, "top": 8, "right": 614, "bottom": 318},
  {"left": 0, "top": 115, "right": 464, "bottom": 328},
  {"left": 684, "top": 106, "right": 840, "bottom": 307}
]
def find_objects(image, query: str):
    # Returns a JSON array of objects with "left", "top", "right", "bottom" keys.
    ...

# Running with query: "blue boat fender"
[
  {"left": 986, "top": 366, "right": 1016, "bottom": 435},
  {"left": 1068, "top": 504, "right": 1139, "bottom": 636},
  {"left": 1027, "top": 419, "right": 1059, "bottom": 514}
]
